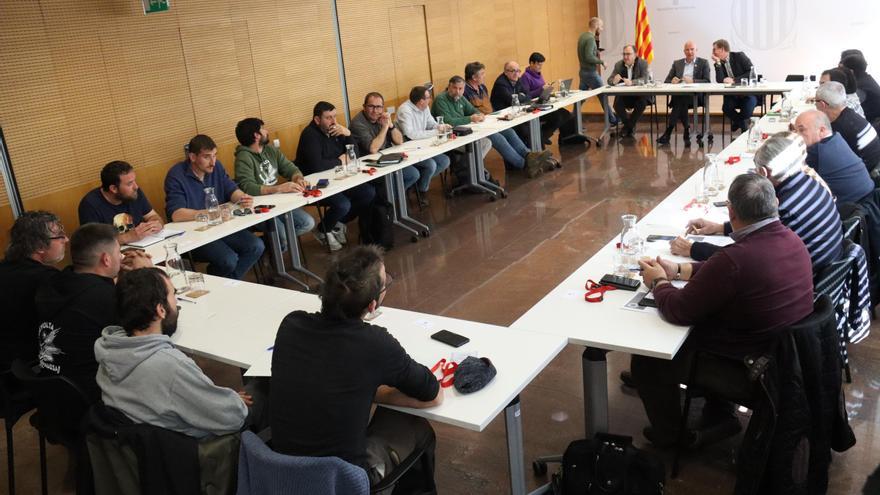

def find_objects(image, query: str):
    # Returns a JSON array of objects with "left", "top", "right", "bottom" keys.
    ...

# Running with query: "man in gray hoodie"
[{"left": 94, "top": 268, "right": 248, "bottom": 438}]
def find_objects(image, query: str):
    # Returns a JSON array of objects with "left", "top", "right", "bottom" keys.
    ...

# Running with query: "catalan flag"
[{"left": 635, "top": 0, "right": 654, "bottom": 64}]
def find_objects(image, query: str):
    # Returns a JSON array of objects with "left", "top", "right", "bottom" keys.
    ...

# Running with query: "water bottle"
[
  {"left": 618, "top": 214, "right": 645, "bottom": 272},
  {"left": 436, "top": 116, "right": 448, "bottom": 144},
  {"left": 747, "top": 117, "right": 761, "bottom": 152},
  {"left": 647, "top": 68, "right": 655, "bottom": 86},
  {"left": 781, "top": 97, "right": 793, "bottom": 120},
  {"left": 511, "top": 93, "right": 520, "bottom": 115},
  {"left": 204, "top": 187, "right": 221, "bottom": 226},
  {"left": 164, "top": 243, "right": 190, "bottom": 294},
  {"left": 748, "top": 66, "right": 757, "bottom": 87},
  {"left": 703, "top": 154, "right": 722, "bottom": 197},
  {"left": 345, "top": 144, "right": 359, "bottom": 176}
]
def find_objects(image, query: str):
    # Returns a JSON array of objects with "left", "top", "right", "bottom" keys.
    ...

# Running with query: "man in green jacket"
[
  {"left": 233, "top": 117, "right": 315, "bottom": 244},
  {"left": 577, "top": 17, "right": 617, "bottom": 125},
  {"left": 431, "top": 76, "right": 491, "bottom": 160}
]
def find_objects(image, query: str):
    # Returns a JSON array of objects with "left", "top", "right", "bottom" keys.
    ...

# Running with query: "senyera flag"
[{"left": 635, "top": 0, "right": 654, "bottom": 64}]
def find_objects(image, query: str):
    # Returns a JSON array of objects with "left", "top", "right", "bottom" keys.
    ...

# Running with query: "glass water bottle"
[
  {"left": 619, "top": 214, "right": 645, "bottom": 272},
  {"left": 164, "top": 243, "right": 190, "bottom": 294},
  {"left": 204, "top": 187, "right": 221, "bottom": 226}
]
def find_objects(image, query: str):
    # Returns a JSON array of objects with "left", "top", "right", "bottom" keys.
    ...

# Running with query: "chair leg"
[
  {"left": 314, "top": 206, "right": 332, "bottom": 254},
  {"left": 6, "top": 420, "right": 14, "bottom": 495},
  {"left": 672, "top": 356, "right": 701, "bottom": 479},
  {"left": 38, "top": 430, "right": 47, "bottom": 495},
  {"left": 845, "top": 361, "right": 853, "bottom": 384}
]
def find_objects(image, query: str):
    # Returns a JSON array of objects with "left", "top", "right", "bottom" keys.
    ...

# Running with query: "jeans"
[
  {"left": 192, "top": 229, "right": 265, "bottom": 280},
  {"left": 316, "top": 182, "right": 376, "bottom": 232},
  {"left": 400, "top": 165, "right": 419, "bottom": 190},
  {"left": 579, "top": 68, "right": 617, "bottom": 124},
  {"left": 413, "top": 154, "right": 450, "bottom": 192},
  {"left": 722, "top": 95, "right": 757, "bottom": 131},
  {"left": 488, "top": 129, "right": 529, "bottom": 169},
  {"left": 263, "top": 208, "right": 316, "bottom": 252}
]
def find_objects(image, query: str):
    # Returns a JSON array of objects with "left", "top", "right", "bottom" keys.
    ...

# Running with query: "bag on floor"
[
  {"left": 554, "top": 433, "right": 665, "bottom": 495},
  {"left": 359, "top": 199, "right": 394, "bottom": 250}
]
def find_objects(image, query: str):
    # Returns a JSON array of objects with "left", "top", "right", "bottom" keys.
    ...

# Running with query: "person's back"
[
  {"left": 807, "top": 132, "right": 874, "bottom": 203},
  {"left": 831, "top": 107, "right": 880, "bottom": 171},
  {"left": 775, "top": 170, "right": 844, "bottom": 269}
]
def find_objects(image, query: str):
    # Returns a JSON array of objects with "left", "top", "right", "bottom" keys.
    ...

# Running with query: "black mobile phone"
[
  {"left": 637, "top": 291, "right": 658, "bottom": 308},
  {"left": 713, "top": 200, "right": 729, "bottom": 207},
  {"left": 316, "top": 178, "right": 330, "bottom": 188},
  {"left": 430, "top": 330, "right": 470, "bottom": 348},
  {"left": 121, "top": 246, "right": 145, "bottom": 253},
  {"left": 253, "top": 204, "right": 276, "bottom": 209},
  {"left": 646, "top": 235, "right": 676, "bottom": 242}
]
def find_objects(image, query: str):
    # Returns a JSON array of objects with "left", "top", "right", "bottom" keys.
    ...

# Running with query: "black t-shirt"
[
  {"left": 0, "top": 258, "right": 58, "bottom": 369},
  {"left": 831, "top": 107, "right": 880, "bottom": 171},
  {"left": 78, "top": 187, "right": 154, "bottom": 234},
  {"left": 34, "top": 267, "right": 116, "bottom": 401},
  {"left": 269, "top": 311, "right": 438, "bottom": 468}
]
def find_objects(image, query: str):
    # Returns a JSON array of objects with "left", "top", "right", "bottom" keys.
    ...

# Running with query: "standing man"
[
  {"left": 165, "top": 134, "right": 264, "bottom": 280},
  {"left": 233, "top": 117, "right": 315, "bottom": 236},
  {"left": 578, "top": 17, "right": 616, "bottom": 125},
  {"left": 712, "top": 39, "right": 757, "bottom": 134},
  {"left": 296, "top": 101, "right": 376, "bottom": 251},
  {"left": 78, "top": 161, "right": 164, "bottom": 245},
  {"left": 657, "top": 41, "right": 713, "bottom": 145},
  {"left": 607, "top": 45, "right": 650, "bottom": 138},
  {"left": 815, "top": 81, "right": 880, "bottom": 182}
]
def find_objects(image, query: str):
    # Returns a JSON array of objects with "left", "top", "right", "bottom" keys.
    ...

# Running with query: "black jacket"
[
  {"left": 0, "top": 258, "right": 58, "bottom": 369},
  {"left": 856, "top": 72, "right": 880, "bottom": 123},
  {"left": 714, "top": 51, "right": 754, "bottom": 82},
  {"left": 489, "top": 73, "right": 528, "bottom": 112},
  {"left": 35, "top": 267, "right": 116, "bottom": 402},
  {"left": 294, "top": 121, "right": 357, "bottom": 174}
]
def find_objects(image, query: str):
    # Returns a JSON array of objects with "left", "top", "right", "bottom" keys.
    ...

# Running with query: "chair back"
[
  {"left": 236, "top": 430, "right": 369, "bottom": 495},
  {"left": 0, "top": 368, "right": 34, "bottom": 425},
  {"left": 785, "top": 74, "right": 805, "bottom": 82},
  {"left": 814, "top": 257, "right": 852, "bottom": 303},
  {"left": 10, "top": 359, "right": 90, "bottom": 447},
  {"left": 842, "top": 216, "right": 861, "bottom": 243}
]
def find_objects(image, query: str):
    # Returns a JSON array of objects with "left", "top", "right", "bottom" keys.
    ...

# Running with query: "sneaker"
[
  {"left": 315, "top": 231, "right": 342, "bottom": 251},
  {"left": 620, "top": 370, "right": 636, "bottom": 388},
  {"left": 525, "top": 152, "right": 544, "bottom": 178},
  {"left": 656, "top": 133, "right": 671, "bottom": 145},
  {"left": 332, "top": 222, "right": 348, "bottom": 245}
]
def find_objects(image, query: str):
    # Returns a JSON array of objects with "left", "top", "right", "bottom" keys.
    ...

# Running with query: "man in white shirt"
[
  {"left": 392, "top": 86, "right": 451, "bottom": 202},
  {"left": 658, "top": 41, "right": 713, "bottom": 145}
]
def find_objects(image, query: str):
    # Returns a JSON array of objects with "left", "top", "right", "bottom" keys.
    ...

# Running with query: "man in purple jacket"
[{"left": 632, "top": 173, "right": 814, "bottom": 448}]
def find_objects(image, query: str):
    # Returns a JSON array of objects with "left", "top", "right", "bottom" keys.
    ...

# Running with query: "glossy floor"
[{"left": 3, "top": 120, "right": 879, "bottom": 494}]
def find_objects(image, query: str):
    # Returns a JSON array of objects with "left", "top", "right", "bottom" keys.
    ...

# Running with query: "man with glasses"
[
  {"left": 270, "top": 245, "right": 442, "bottom": 492},
  {"left": 711, "top": 39, "right": 756, "bottom": 134},
  {"left": 607, "top": 45, "right": 649, "bottom": 138},
  {"left": 816, "top": 81, "right": 880, "bottom": 182},
  {"left": 79, "top": 160, "right": 164, "bottom": 245},
  {"left": 0, "top": 211, "right": 68, "bottom": 370}
]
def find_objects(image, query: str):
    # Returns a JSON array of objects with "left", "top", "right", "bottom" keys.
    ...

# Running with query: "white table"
[{"left": 171, "top": 272, "right": 567, "bottom": 495}]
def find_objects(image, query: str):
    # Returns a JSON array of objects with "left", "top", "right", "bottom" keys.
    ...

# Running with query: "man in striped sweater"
[{"left": 672, "top": 134, "right": 843, "bottom": 271}]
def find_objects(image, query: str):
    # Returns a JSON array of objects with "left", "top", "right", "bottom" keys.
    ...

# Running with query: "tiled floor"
[{"left": 3, "top": 119, "right": 879, "bottom": 494}]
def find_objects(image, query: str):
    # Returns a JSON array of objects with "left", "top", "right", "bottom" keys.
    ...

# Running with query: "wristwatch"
[
  {"left": 674, "top": 264, "right": 682, "bottom": 280},
  {"left": 651, "top": 277, "right": 669, "bottom": 290}
]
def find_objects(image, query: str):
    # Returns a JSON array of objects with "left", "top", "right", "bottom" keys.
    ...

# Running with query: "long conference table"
[{"left": 151, "top": 81, "right": 809, "bottom": 494}]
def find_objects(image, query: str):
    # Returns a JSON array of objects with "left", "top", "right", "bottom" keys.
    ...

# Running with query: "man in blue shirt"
[
  {"left": 165, "top": 134, "right": 264, "bottom": 280},
  {"left": 79, "top": 161, "right": 164, "bottom": 245}
]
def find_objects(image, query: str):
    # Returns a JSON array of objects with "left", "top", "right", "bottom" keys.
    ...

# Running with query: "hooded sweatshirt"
[
  {"left": 0, "top": 257, "right": 57, "bottom": 369},
  {"left": 234, "top": 144, "right": 303, "bottom": 197},
  {"left": 94, "top": 325, "right": 247, "bottom": 439},
  {"left": 35, "top": 267, "right": 116, "bottom": 402}
]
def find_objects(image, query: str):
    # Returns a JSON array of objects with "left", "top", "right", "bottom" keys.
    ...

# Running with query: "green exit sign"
[{"left": 142, "top": 0, "right": 170, "bottom": 14}]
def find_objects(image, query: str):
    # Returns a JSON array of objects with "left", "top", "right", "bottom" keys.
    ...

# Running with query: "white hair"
[{"left": 816, "top": 81, "right": 847, "bottom": 109}]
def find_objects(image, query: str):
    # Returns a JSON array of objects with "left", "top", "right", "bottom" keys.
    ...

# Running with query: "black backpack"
[
  {"left": 359, "top": 199, "right": 394, "bottom": 250},
  {"left": 555, "top": 433, "right": 665, "bottom": 495}
]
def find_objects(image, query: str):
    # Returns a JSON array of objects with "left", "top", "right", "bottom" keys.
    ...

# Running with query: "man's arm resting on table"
[{"left": 375, "top": 385, "right": 443, "bottom": 409}]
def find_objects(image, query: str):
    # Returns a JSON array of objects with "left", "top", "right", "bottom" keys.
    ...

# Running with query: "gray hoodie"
[{"left": 94, "top": 325, "right": 247, "bottom": 439}]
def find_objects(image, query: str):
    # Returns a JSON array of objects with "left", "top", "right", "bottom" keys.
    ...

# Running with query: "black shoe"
[
  {"left": 707, "top": 133, "right": 714, "bottom": 143},
  {"left": 620, "top": 370, "right": 636, "bottom": 388},
  {"left": 656, "top": 133, "right": 671, "bottom": 145},
  {"left": 560, "top": 134, "right": 588, "bottom": 145},
  {"left": 683, "top": 128, "right": 691, "bottom": 143}
]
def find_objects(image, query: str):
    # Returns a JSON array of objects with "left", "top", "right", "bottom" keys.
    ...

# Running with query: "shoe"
[
  {"left": 560, "top": 134, "right": 588, "bottom": 145},
  {"left": 656, "top": 133, "right": 671, "bottom": 145},
  {"left": 333, "top": 222, "right": 348, "bottom": 244},
  {"left": 315, "top": 231, "right": 342, "bottom": 251},
  {"left": 707, "top": 133, "right": 714, "bottom": 143},
  {"left": 620, "top": 370, "right": 636, "bottom": 388},
  {"left": 524, "top": 151, "right": 544, "bottom": 177},
  {"left": 683, "top": 127, "right": 691, "bottom": 143},
  {"left": 418, "top": 194, "right": 430, "bottom": 208}
]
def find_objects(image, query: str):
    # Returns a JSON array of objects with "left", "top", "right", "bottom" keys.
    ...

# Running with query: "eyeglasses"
[
  {"left": 505, "top": 68, "right": 522, "bottom": 73},
  {"left": 365, "top": 104, "right": 384, "bottom": 110},
  {"left": 49, "top": 228, "right": 67, "bottom": 240},
  {"left": 380, "top": 273, "right": 394, "bottom": 294},
  {"left": 623, "top": 52, "right": 635, "bottom": 56}
]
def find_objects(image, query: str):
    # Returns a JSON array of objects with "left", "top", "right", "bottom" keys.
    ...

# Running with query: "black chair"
[
  {"left": 1, "top": 368, "right": 35, "bottom": 495},
  {"left": 815, "top": 248, "right": 860, "bottom": 383},
  {"left": 785, "top": 74, "right": 805, "bottom": 82},
  {"left": 671, "top": 296, "right": 836, "bottom": 479},
  {"left": 11, "top": 360, "right": 92, "bottom": 495}
]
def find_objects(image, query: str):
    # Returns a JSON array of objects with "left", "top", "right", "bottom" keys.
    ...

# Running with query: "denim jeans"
[
  {"left": 488, "top": 129, "right": 529, "bottom": 169},
  {"left": 191, "top": 229, "right": 265, "bottom": 280},
  {"left": 263, "top": 208, "right": 316, "bottom": 251},
  {"left": 413, "top": 154, "right": 451, "bottom": 192},
  {"left": 316, "top": 182, "right": 376, "bottom": 232},
  {"left": 579, "top": 68, "right": 617, "bottom": 124},
  {"left": 400, "top": 165, "right": 419, "bottom": 190}
]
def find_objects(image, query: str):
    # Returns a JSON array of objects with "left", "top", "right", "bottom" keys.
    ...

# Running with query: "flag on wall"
[{"left": 635, "top": 0, "right": 654, "bottom": 64}]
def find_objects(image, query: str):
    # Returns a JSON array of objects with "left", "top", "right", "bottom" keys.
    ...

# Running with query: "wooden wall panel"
[{"left": 389, "top": 6, "right": 432, "bottom": 106}]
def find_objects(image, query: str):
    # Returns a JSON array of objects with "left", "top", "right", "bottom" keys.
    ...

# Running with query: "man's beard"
[
  {"left": 260, "top": 134, "right": 269, "bottom": 146},
  {"left": 161, "top": 306, "right": 179, "bottom": 337}
]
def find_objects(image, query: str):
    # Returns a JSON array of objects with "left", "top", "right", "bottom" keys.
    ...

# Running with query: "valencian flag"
[{"left": 635, "top": 0, "right": 654, "bottom": 64}]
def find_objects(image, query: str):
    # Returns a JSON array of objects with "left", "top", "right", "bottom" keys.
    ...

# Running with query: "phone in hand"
[
  {"left": 430, "top": 330, "right": 470, "bottom": 348},
  {"left": 646, "top": 235, "right": 676, "bottom": 242}
]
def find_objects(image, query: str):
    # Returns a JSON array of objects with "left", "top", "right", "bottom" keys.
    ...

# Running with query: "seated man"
[
  {"left": 431, "top": 76, "right": 493, "bottom": 174},
  {"left": 95, "top": 267, "right": 249, "bottom": 439},
  {"left": 233, "top": 117, "right": 316, "bottom": 246},
  {"left": 35, "top": 223, "right": 151, "bottom": 402},
  {"left": 78, "top": 160, "right": 164, "bottom": 245},
  {"left": 840, "top": 52, "right": 880, "bottom": 124},
  {"left": 350, "top": 93, "right": 426, "bottom": 202},
  {"left": 0, "top": 211, "right": 66, "bottom": 370},
  {"left": 795, "top": 109, "right": 874, "bottom": 203},
  {"left": 657, "top": 41, "right": 713, "bottom": 145},
  {"left": 673, "top": 134, "right": 843, "bottom": 271},
  {"left": 165, "top": 134, "right": 264, "bottom": 280},
  {"left": 464, "top": 62, "right": 547, "bottom": 177},
  {"left": 397, "top": 86, "right": 450, "bottom": 202},
  {"left": 270, "top": 245, "right": 442, "bottom": 490},
  {"left": 295, "top": 101, "right": 376, "bottom": 251},
  {"left": 606, "top": 45, "right": 650, "bottom": 137},
  {"left": 816, "top": 81, "right": 880, "bottom": 182},
  {"left": 520, "top": 52, "right": 584, "bottom": 146},
  {"left": 634, "top": 173, "right": 814, "bottom": 447},
  {"left": 712, "top": 39, "right": 757, "bottom": 134},
  {"left": 821, "top": 67, "right": 865, "bottom": 118}
]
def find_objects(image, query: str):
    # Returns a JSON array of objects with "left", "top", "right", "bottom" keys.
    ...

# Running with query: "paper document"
[{"left": 125, "top": 228, "right": 185, "bottom": 248}]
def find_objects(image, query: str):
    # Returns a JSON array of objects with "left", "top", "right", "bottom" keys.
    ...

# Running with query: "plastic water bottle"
[
  {"left": 204, "top": 187, "right": 221, "bottom": 226},
  {"left": 749, "top": 66, "right": 757, "bottom": 87},
  {"left": 345, "top": 144, "right": 359, "bottom": 176}
]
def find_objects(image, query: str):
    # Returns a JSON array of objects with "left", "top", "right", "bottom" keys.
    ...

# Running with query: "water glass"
[{"left": 220, "top": 204, "right": 234, "bottom": 222}]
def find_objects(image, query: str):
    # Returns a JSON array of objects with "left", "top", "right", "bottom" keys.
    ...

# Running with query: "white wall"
[{"left": 598, "top": 0, "right": 880, "bottom": 81}]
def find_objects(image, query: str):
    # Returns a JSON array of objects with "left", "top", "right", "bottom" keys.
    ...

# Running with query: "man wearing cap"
[{"left": 270, "top": 245, "right": 442, "bottom": 492}]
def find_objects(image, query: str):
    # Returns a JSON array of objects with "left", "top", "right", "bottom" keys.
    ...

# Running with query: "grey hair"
[
  {"left": 816, "top": 81, "right": 847, "bottom": 109},
  {"left": 727, "top": 174, "right": 778, "bottom": 223},
  {"left": 754, "top": 133, "right": 805, "bottom": 181}
]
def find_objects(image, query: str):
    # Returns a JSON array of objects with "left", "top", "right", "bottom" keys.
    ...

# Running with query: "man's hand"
[
  {"left": 670, "top": 236, "right": 694, "bottom": 257},
  {"left": 275, "top": 182, "right": 302, "bottom": 193},
  {"left": 686, "top": 218, "right": 723, "bottom": 235},
  {"left": 470, "top": 113, "right": 485, "bottom": 123},
  {"left": 623, "top": 78, "right": 633, "bottom": 86},
  {"left": 711, "top": 54, "right": 721, "bottom": 64},
  {"left": 379, "top": 113, "right": 392, "bottom": 128},
  {"left": 121, "top": 250, "right": 153, "bottom": 271},
  {"left": 639, "top": 258, "right": 667, "bottom": 288},
  {"left": 236, "top": 194, "right": 254, "bottom": 208},
  {"left": 329, "top": 124, "right": 350, "bottom": 137},
  {"left": 131, "top": 222, "right": 154, "bottom": 241},
  {"left": 671, "top": 76, "right": 681, "bottom": 84},
  {"left": 654, "top": 256, "right": 680, "bottom": 280},
  {"left": 238, "top": 390, "right": 254, "bottom": 407},
  {"left": 683, "top": 76, "right": 694, "bottom": 84},
  {"left": 612, "top": 73, "right": 623, "bottom": 84},
  {"left": 723, "top": 77, "right": 734, "bottom": 84}
]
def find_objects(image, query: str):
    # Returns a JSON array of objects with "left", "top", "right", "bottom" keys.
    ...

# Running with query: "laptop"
[
  {"left": 559, "top": 78, "right": 573, "bottom": 93},
  {"left": 534, "top": 86, "right": 554, "bottom": 104}
]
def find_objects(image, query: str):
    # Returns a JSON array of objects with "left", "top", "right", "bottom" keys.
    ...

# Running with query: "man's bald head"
[
  {"left": 503, "top": 61, "right": 521, "bottom": 82},
  {"left": 683, "top": 40, "right": 697, "bottom": 62},
  {"left": 794, "top": 109, "right": 832, "bottom": 146}
]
